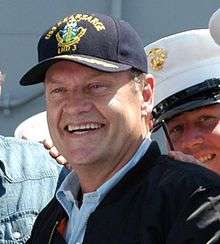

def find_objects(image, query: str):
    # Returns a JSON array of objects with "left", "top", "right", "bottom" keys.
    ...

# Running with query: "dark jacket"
[{"left": 27, "top": 141, "right": 220, "bottom": 244}]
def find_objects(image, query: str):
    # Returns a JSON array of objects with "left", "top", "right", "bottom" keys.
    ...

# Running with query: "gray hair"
[{"left": 130, "top": 69, "right": 146, "bottom": 91}]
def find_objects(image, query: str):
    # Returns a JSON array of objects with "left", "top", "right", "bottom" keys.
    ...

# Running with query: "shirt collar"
[{"left": 56, "top": 138, "right": 151, "bottom": 207}]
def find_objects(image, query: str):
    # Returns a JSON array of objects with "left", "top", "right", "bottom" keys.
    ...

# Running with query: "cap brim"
[
  {"left": 155, "top": 98, "right": 220, "bottom": 124},
  {"left": 20, "top": 54, "right": 132, "bottom": 86}
]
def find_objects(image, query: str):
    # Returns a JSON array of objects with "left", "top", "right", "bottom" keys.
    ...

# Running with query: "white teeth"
[
  {"left": 67, "top": 123, "right": 102, "bottom": 132},
  {"left": 91, "top": 124, "right": 95, "bottom": 129},
  {"left": 86, "top": 124, "right": 90, "bottom": 129},
  {"left": 80, "top": 125, "right": 86, "bottom": 130},
  {"left": 198, "top": 154, "right": 215, "bottom": 163},
  {"left": 67, "top": 125, "right": 74, "bottom": 131}
]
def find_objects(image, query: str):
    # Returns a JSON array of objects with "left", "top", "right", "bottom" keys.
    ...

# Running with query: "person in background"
[
  {"left": 145, "top": 27, "right": 220, "bottom": 174},
  {"left": 21, "top": 11, "right": 220, "bottom": 243},
  {"left": 14, "top": 111, "right": 49, "bottom": 141},
  {"left": 0, "top": 72, "right": 68, "bottom": 243},
  {"left": 14, "top": 111, "right": 69, "bottom": 167}
]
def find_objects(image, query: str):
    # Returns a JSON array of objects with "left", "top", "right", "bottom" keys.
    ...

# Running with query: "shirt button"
[{"left": 12, "top": 231, "right": 22, "bottom": 239}]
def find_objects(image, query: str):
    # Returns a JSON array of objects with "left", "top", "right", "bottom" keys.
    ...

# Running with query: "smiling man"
[
  {"left": 145, "top": 29, "right": 220, "bottom": 174},
  {"left": 21, "top": 11, "right": 220, "bottom": 243}
]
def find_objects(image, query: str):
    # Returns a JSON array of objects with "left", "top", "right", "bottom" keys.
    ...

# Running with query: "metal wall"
[{"left": 0, "top": 0, "right": 220, "bottom": 137}]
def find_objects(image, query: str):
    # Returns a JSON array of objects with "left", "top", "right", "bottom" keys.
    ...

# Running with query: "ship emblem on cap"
[
  {"left": 56, "top": 19, "right": 87, "bottom": 54},
  {"left": 147, "top": 48, "right": 167, "bottom": 71}
]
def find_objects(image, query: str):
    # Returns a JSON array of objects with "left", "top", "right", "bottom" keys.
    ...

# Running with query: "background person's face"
[
  {"left": 167, "top": 104, "right": 220, "bottom": 173},
  {"left": 45, "top": 61, "right": 147, "bottom": 171}
]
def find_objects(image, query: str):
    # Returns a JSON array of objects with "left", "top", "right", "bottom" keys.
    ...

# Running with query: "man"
[
  {"left": 0, "top": 72, "right": 68, "bottom": 243},
  {"left": 145, "top": 28, "right": 220, "bottom": 174},
  {"left": 21, "top": 11, "right": 220, "bottom": 243}
]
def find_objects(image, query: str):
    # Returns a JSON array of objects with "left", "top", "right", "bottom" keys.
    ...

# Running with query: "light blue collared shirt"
[{"left": 56, "top": 138, "right": 151, "bottom": 244}]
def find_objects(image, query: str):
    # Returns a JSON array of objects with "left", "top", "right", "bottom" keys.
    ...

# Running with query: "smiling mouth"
[
  {"left": 64, "top": 122, "right": 104, "bottom": 134},
  {"left": 197, "top": 154, "right": 216, "bottom": 164}
]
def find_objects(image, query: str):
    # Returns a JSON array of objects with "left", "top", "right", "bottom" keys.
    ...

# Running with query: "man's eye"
[
  {"left": 199, "top": 116, "right": 218, "bottom": 128},
  {"left": 200, "top": 116, "right": 216, "bottom": 123},
  {"left": 169, "top": 125, "right": 184, "bottom": 138},
  {"left": 50, "top": 87, "right": 66, "bottom": 94},
  {"left": 90, "top": 84, "right": 104, "bottom": 89},
  {"left": 88, "top": 83, "right": 107, "bottom": 92}
]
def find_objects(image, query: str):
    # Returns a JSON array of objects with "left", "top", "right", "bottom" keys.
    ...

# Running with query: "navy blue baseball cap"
[{"left": 20, "top": 11, "right": 147, "bottom": 86}]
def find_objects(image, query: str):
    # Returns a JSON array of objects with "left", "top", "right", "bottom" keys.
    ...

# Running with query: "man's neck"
[
  {"left": 71, "top": 138, "right": 148, "bottom": 193},
  {"left": 73, "top": 158, "right": 129, "bottom": 193}
]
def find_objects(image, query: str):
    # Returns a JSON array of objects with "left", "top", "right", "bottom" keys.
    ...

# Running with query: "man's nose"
[
  {"left": 180, "top": 129, "right": 204, "bottom": 151},
  {"left": 63, "top": 92, "right": 93, "bottom": 115}
]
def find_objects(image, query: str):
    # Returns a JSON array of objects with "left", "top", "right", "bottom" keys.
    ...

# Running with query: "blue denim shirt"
[{"left": 0, "top": 135, "right": 68, "bottom": 243}]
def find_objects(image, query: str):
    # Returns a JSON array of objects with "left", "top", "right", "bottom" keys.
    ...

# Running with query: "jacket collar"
[{"left": 98, "top": 141, "right": 161, "bottom": 207}]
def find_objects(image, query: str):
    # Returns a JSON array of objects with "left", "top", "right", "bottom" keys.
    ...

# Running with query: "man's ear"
[{"left": 141, "top": 74, "right": 156, "bottom": 116}]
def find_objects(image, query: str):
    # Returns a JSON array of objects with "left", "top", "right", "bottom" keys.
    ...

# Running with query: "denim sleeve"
[{"left": 0, "top": 135, "right": 69, "bottom": 243}]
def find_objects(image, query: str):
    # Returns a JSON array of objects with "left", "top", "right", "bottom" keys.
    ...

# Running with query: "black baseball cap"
[{"left": 20, "top": 11, "right": 147, "bottom": 86}]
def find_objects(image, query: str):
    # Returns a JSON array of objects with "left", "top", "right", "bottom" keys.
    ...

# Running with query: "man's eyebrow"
[{"left": 44, "top": 77, "right": 64, "bottom": 85}]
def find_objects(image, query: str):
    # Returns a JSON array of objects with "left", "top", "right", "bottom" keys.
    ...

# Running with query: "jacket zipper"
[{"left": 48, "top": 221, "right": 59, "bottom": 244}]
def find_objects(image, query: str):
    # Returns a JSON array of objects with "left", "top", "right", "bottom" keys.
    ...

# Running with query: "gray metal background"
[{"left": 0, "top": 0, "right": 220, "bottom": 137}]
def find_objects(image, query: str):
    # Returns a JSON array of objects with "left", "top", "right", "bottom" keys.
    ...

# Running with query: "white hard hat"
[
  {"left": 145, "top": 29, "right": 220, "bottom": 125},
  {"left": 14, "top": 111, "right": 50, "bottom": 142}
]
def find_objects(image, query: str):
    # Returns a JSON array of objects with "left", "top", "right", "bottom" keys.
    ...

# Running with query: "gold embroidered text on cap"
[
  {"left": 45, "top": 13, "right": 106, "bottom": 55},
  {"left": 147, "top": 48, "right": 167, "bottom": 71}
]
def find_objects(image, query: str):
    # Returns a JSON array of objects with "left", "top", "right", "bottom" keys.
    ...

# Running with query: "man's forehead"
[{"left": 44, "top": 61, "right": 97, "bottom": 83}]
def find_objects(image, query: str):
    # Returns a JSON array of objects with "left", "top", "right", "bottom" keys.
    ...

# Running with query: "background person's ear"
[
  {"left": 142, "top": 74, "right": 156, "bottom": 112},
  {"left": 141, "top": 74, "right": 156, "bottom": 131}
]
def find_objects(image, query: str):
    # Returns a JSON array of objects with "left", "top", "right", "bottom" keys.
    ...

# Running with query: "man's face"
[
  {"left": 167, "top": 104, "right": 220, "bottom": 173},
  {"left": 45, "top": 61, "right": 151, "bottom": 170}
]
